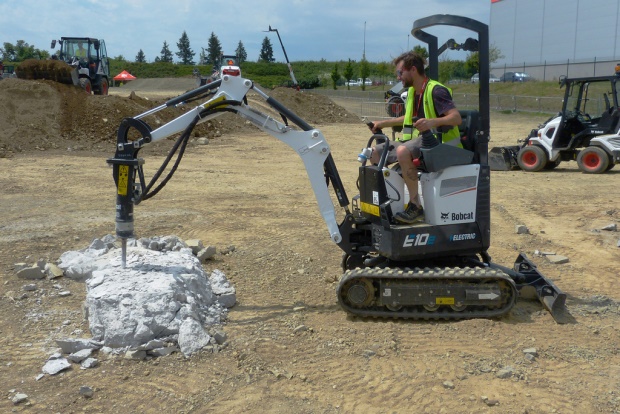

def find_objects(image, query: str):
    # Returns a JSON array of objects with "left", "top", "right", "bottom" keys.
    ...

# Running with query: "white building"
[{"left": 490, "top": 0, "right": 620, "bottom": 79}]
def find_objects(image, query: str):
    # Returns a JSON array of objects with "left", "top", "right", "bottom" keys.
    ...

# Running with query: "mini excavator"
[{"left": 107, "top": 15, "right": 567, "bottom": 322}]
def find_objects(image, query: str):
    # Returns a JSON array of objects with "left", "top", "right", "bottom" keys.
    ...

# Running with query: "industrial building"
[{"left": 490, "top": 0, "right": 620, "bottom": 79}]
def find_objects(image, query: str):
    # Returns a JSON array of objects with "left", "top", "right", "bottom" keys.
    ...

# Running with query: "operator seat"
[
  {"left": 596, "top": 107, "right": 620, "bottom": 133},
  {"left": 458, "top": 110, "right": 479, "bottom": 153},
  {"left": 412, "top": 110, "right": 478, "bottom": 172}
]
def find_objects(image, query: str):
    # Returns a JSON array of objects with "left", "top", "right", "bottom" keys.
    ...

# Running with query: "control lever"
[{"left": 366, "top": 121, "right": 383, "bottom": 135}]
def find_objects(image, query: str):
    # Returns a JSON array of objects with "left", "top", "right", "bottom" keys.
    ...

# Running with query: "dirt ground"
[{"left": 0, "top": 78, "right": 619, "bottom": 413}]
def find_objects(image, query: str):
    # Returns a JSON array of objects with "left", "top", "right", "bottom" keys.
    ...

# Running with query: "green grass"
[{"left": 451, "top": 81, "right": 565, "bottom": 98}]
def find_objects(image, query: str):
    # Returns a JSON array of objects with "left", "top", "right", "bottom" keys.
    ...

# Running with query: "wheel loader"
[
  {"left": 107, "top": 15, "right": 567, "bottom": 323},
  {"left": 489, "top": 70, "right": 620, "bottom": 173},
  {"left": 16, "top": 37, "right": 110, "bottom": 95}
]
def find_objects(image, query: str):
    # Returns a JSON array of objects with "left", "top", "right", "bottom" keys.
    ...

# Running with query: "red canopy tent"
[{"left": 113, "top": 70, "right": 136, "bottom": 86}]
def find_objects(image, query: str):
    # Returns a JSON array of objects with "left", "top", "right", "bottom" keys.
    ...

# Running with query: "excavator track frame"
[{"left": 337, "top": 266, "right": 517, "bottom": 320}]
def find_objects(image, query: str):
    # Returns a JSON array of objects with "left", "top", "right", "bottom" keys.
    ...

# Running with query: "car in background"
[
  {"left": 500, "top": 71, "right": 531, "bottom": 82},
  {"left": 471, "top": 73, "right": 501, "bottom": 83}
]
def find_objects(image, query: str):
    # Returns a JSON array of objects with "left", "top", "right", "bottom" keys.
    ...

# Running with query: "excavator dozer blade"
[
  {"left": 512, "top": 253, "right": 567, "bottom": 323},
  {"left": 489, "top": 145, "right": 521, "bottom": 171},
  {"left": 490, "top": 253, "right": 568, "bottom": 323}
]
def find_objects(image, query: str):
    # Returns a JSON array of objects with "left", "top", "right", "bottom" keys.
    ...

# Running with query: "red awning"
[{"left": 113, "top": 70, "right": 136, "bottom": 81}]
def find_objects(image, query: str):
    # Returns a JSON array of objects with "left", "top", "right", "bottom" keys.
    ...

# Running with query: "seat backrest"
[
  {"left": 596, "top": 107, "right": 620, "bottom": 133},
  {"left": 458, "top": 110, "right": 480, "bottom": 152}
]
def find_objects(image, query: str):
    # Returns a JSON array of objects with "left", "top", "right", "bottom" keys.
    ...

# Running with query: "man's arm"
[
  {"left": 414, "top": 107, "right": 461, "bottom": 132},
  {"left": 371, "top": 115, "right": 405, "bottom": 133}
]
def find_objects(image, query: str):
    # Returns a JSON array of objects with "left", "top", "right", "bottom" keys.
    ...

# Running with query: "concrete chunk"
[
  {"left": 185, "top": 239, "right": 204, "bottom": 255},
  {"left": 546, "top": 254, "right": 569, "bottom": 264},
  {"left": 42, "top": 358, "right": 71, "bottom": 375},
  {"left": 45, "top": 263, "right": 64, "bottom": 279},
  {"left": 16, "top": 266, "right": 45, "bottom": 280},
  {"left": 197, "top": 245, "right": 217, "bottom": 262},
  {"left": 515, "top": 224, "right": 529, "bottom": 234},
  {"left": 56, "top": 338, "right": 102, "bottom": 354}
]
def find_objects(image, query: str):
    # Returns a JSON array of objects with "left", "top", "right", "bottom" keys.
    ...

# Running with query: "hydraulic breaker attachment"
[
  {"left": 489, "top": 145, "right": 521, "bottom": 171},
  {"left": 489, "top": 253, "right": 567, "bottom": 323}
]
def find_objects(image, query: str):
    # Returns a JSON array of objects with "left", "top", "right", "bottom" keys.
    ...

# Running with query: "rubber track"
[{"left": 336, "top": 266, "right": 517, "bottom": 320}]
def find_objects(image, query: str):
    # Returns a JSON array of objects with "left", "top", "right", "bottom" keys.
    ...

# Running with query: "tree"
[
  {"left": 465, "top": 44, "right": 504, "bottom": 77},
  {"left": 1, "top": 42, "right": 16, "bottom": 61},
  {"left": 258, "top": 37, "right": 274, "bottom": 62},
  {"left": 377, "top": 61, "right": 390, "bottom": 85},
  {"left": 114, "top": 55, "right": 127, "bottom": 62},
  {"left": 359, "top": 58, "right": 370, "bottom": 91},
  {"left": 135, "top": 49, "right": 146, "bottom": 63},
  {"left": 413, "top": 45, "right": 428, "bottom": 60},
  {"left": 235, "top": 40, "right": 247, "bottom": 64},
  {"left": 343, "top": 59, "right": 355, "bottom": 90},
  {"left": 198, "top": 48, "right": 208, "bottom": 65},
  {"left": 438, "top": 59, "right": 467, "bottom": 83},
  {"left": 1, "top": 41, "right": 48, "bottom": 62},
  {"left": 206, "top": 32, "right": 222, "bottom": 67},
  {"left": 157, "top": 41, "right": 173, "bottom": 63},
  {"left": 176, "top": 31, "right": 195, "bottom": 65},
  {"left": 330, "top": 63, "right": 340, "bottom": 90}
]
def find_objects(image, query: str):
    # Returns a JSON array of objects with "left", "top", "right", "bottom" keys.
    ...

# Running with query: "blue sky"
[{"left": 0, "top": 0, "right": 491, "bottom": 63}]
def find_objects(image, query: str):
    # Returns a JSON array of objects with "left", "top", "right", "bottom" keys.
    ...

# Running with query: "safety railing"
[{"left": 312, "top": 90, "right": 581, "bottom": 120}]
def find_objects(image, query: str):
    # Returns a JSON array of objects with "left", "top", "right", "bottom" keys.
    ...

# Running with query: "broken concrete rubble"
[{"left": 26, "top": 235, "right": 234, "bottom": 360}]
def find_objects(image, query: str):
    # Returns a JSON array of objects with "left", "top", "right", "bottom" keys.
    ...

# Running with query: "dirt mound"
[
  {"left": 0, "top": 78, "right": 358, "bottom": 157},
  {"left": 266, "top": 86, "right": 360, "bottom": 125}
]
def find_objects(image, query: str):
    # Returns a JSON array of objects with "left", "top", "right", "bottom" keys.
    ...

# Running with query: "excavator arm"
[{"left": 107, "top": 75, "right": 349, "bottom": 266}]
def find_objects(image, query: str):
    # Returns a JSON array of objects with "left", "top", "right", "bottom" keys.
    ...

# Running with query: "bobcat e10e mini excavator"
[{"left": 107, "top": 15, "right": 567, "bottom": 323}]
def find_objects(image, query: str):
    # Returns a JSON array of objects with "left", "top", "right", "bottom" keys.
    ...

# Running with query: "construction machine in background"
[
  {"left": 195, "top": 54, "right": 241, "bottom": 88},
  {"left": 15, "top": 37, "right": 110, "bottom": 95},
  {"left": 107, "top": 15, "right": 567, "bottom": 323},
  {"left": 489, "top": 70, "right": 620, "bottom": 173}
]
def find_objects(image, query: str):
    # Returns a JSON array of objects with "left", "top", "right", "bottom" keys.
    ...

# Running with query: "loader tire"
[
  {"left": 544, "top": 160, "right": 561, "bottom": 170},
  {"left": 79, "top": 78, "right": 92, "bottom": 94},
  {"left": 95, "top": 77, "right": 109, "bottom": 95},
  {"left": 517, "top": 145, "right": 547, "bottom": 172},
  {"left": 577, "top": 146, "right": 610, "bottom": 174}
]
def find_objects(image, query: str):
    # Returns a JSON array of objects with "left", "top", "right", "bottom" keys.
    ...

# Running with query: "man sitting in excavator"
[{"left": 369, "top": 51, "right": 462, "bottom": 224}]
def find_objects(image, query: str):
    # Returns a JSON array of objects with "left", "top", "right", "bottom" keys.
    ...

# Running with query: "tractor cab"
[
  {"left": 548, "top": 73, "right": 620, "bottom": 149},
  {"left": 220, "top": 55, "right": 241, "bottom": 77},
  {"left": 51, "top": 37, "right": 110, "bottom": 95}
]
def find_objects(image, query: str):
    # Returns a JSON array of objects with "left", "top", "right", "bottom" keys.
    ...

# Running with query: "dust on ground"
[{"left": 0, "top": 78, "right": 619, "bottom": 414}]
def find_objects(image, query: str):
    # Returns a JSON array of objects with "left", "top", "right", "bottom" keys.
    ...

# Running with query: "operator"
[
  {"left": 75, "top": 42, "right": 87, "bottom": 58},
  {"left": 369, "top": 51, "right": 462, "bottom": 224}
]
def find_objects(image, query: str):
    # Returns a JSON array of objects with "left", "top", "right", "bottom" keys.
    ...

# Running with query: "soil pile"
[{"left": 0, "top": 78, "right": 358, "bottom": 157}]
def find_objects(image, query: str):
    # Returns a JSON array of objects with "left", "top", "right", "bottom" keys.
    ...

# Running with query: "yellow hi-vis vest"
[{"left": 400, "top": 80, "right": 461, "bottom": 147}]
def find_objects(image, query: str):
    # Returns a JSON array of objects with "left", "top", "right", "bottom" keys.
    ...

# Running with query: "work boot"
[{"left": 394, "top": 203, "right": 424, "bottom": 224}]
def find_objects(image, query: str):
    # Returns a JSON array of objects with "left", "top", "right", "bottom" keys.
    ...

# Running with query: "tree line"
[{"left": 2, "top": 31, "right": 503, "bottom": 88}]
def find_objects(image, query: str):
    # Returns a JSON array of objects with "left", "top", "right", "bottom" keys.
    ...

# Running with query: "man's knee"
[{"left": 396, "top": 145, "right": 413, "bottom": 164}]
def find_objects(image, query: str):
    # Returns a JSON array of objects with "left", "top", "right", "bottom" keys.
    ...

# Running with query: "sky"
[{"left": 0, "top": 0, "right": 492, "bottom": 64}]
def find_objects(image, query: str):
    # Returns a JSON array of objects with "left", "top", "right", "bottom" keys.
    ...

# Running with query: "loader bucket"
[
  {"left": 15, "top": 59, "right": 75, "bottom": 85},
  {"left": 489, "top": 145, "right": 521, "bottom": 171},
  {"left": 489, "top": 253, "right": 568, "bottom": 323}
]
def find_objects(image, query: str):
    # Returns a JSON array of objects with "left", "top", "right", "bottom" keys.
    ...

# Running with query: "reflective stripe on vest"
[{"left": 400, "top": 80, "right": 461, "bottom": 148}]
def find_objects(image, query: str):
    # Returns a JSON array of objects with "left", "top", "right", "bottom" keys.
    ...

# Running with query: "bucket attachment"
[
  {"left": 489, "top": 145, "right": 521, "bottom": 171},
  {"left": 489, "top": 253, "right": 568, "bottom": 323},
  {"left": 15, "top": 59, "right": 76, "bottom": 85}
]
